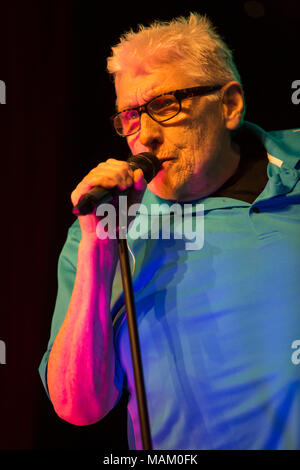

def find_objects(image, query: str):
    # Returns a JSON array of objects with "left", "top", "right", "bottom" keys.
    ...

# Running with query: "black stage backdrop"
[{"left": 0, "top": 0, "right": 299, "bottom": 451}]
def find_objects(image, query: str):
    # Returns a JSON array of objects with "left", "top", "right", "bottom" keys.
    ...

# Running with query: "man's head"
[{"left": 107, "top": 13, "right": 245, "bottom": 201}]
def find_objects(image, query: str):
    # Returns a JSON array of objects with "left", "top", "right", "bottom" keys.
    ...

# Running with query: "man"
[{"left": 39, "top": 13, "right": 300, "bottom": 449}]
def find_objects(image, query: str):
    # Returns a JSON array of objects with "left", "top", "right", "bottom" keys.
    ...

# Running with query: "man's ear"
[{"left": 221, "top": 81, "right": 245, "bottom": 130}]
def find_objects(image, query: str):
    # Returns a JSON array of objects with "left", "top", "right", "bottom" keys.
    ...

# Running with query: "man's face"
[{"left": 115, "top": 66, "right": 233, "bottom": 201}]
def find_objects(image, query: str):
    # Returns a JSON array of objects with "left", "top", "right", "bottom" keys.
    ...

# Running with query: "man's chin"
[{"left": 147, "top": 177, "right": 187, "bottom": 201}]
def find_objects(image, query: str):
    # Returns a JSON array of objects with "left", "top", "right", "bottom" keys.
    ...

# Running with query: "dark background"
[{"left": 0, "top": 0, "right": 299, "bottom": 451}]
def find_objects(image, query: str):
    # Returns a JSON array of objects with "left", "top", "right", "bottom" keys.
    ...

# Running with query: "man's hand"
[{"left": 71, "top": 158, "right": 147, "bottom": 240}]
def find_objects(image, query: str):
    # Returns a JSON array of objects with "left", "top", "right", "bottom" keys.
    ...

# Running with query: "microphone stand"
[{"left": 117, "top": 225, "right": 153, "bottom": 451}]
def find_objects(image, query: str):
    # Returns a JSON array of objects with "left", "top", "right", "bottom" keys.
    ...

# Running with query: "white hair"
[{"left": 107, "top": 12, "right": 243, "bottom": 89}]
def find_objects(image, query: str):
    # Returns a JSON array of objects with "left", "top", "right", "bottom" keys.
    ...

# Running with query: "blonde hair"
[{"left": 107, "top": 12, "right": 242, "bottom": 89}]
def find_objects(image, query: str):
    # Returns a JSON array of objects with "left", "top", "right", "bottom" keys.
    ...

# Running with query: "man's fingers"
[
  {"left": 133, "top": 168, "right": 147, "bottom": 191},
  {"left": 71, "top": 160, "right": 136, "bottom": 206}
]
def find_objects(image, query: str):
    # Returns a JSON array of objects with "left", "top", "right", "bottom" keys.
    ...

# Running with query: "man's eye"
[
  {"left": 149, "top": 96, "right": 177, "bottom": 114},
  {"left": 126, "top": 109, "right": 139, "bottom": 120}
]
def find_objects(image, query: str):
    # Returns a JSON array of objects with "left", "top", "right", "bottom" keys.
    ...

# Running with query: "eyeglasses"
[{"left": 110, "top": 84, "right": 224, "bottom": 137}]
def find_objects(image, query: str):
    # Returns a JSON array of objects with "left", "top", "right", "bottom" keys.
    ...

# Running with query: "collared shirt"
[{"left": 39, "top": 122, "right": 300, "bottom": 450}]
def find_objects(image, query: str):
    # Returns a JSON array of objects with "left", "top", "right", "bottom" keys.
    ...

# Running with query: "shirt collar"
[{"left": 243, "top": 121, "right": 300, "bottom": 169}]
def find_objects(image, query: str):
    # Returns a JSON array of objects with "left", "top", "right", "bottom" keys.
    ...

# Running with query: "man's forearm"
[{"left": 47, "top": 237, "right": 120, "bottom": 425}]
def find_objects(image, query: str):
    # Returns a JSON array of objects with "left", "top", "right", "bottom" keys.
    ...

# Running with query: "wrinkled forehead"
[{"left": 115, "top": 65, "right": 196, "bottom": 112}]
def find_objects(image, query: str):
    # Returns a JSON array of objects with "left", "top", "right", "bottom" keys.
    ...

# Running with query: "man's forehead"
[
  {"left": 115, "top": 67, "right": 190, "bottom": 111},
  {"left": 116, "top": 83, "right": 163, "bottom": 111}
]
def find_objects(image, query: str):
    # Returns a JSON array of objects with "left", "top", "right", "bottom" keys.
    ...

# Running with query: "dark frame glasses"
[{"left": 110, "top": 84, "right": 224, "bottom": 137}]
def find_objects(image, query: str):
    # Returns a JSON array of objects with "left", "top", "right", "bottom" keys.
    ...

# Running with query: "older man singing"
[{"left": 40, "top": 13, "right": 300, "bottom": 450}]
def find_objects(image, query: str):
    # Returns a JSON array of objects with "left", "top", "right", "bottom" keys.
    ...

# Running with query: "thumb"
[{"left": 133, "top": 168, "right": 147, "bottom": 192}]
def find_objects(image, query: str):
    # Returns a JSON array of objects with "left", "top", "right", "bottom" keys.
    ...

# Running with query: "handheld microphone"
[{"left": 72, "top": 152, "right": 161, "bottom": 216}]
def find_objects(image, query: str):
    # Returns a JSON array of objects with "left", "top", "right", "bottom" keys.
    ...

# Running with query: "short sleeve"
[{"left": 38, "top": 219, "right": 81, "bottom": 396}]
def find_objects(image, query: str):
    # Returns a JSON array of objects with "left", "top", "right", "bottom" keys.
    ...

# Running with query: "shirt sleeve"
[{"left": 38, "top": 218, "right": 125, "bottom": 401}]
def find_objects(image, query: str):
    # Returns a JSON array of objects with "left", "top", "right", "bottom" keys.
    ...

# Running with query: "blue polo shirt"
[{"left": 39, "top": 122, "right": 300, "bottom": 450}]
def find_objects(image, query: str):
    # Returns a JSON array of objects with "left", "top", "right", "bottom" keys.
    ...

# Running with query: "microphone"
[{"left": 72, "top": 152, "right": 162, "bottom": 216}]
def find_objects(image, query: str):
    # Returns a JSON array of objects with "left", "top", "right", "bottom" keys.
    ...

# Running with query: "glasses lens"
[
  {"left": 114, "top": 109, "right": 140, "bottom": 136},
  {"left": 148, "top": 95, "right": 180, "bottom": 122}
]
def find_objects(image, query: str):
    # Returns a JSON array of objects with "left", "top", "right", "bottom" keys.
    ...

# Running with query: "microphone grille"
[{"left": 127, "top": 152, "right": 162, "bottom": 183}]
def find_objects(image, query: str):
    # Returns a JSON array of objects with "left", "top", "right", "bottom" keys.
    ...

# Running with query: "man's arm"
[
  {"left": 47, "top": 235, "right": 120, "bottom": 425},
  {"left": 45, "top": 159, "right": 146, "bottom": 425}
]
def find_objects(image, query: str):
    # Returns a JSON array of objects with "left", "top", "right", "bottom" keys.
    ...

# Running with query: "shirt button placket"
[{"left": 248, "top": 204, "right": 263, "bottom": 237}]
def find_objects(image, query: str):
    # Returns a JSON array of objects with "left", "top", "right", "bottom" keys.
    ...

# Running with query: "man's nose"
[{"left": 139, "top": 112, "right": 163, "bottom": 150}]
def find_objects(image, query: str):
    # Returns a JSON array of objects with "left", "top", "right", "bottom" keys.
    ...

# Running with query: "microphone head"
[{"left": 127, "top": 152, "right": 162, "bottom": 183}]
